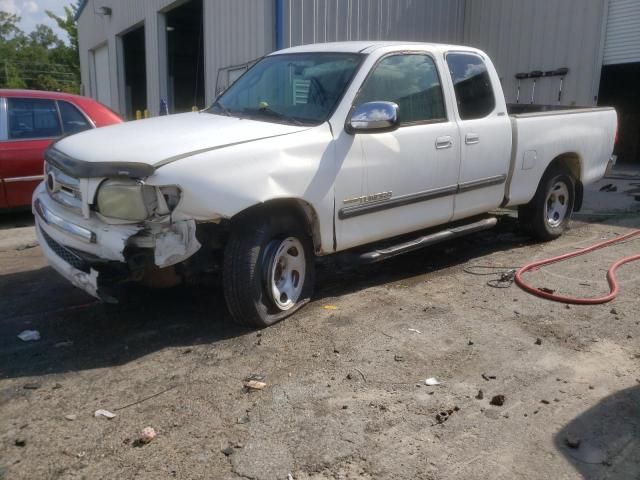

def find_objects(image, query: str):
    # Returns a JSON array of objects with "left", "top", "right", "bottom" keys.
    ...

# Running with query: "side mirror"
[{"left": 346, "top": 101, "right": 399, "bottom": 134}]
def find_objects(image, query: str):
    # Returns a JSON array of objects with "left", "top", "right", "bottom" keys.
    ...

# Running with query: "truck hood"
[{"left": 54, "top": 112, "right": 310, "bottom": 168}]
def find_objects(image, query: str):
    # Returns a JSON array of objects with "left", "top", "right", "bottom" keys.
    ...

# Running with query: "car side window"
[
  {"left": 355, "top": 54, "right": 446, "bottom": 125},
  {"left": 446, "top": 53, "right": 495, "bottom": 120},
  {"left": 58, "top": 101, "right": 92, "bottom": 135},
  {"left": 8, "top": 98, "right": 62, "bottom": 139}
]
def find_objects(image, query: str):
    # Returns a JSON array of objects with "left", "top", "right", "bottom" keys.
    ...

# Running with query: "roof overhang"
[{"left": 75, "top": 0, "right": 89, "bottom": 21}]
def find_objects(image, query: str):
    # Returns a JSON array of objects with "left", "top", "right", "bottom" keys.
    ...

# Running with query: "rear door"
[
  {"left": 444, "top": 52, "right": 512, "bottom": 220},
  {"left": 0, "top": 97, "right": 62, "bottom": 208}
]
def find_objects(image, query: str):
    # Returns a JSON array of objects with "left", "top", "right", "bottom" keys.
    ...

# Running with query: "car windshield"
[{"left": 206, "top": 53, "right": 363, "bottom": 125}]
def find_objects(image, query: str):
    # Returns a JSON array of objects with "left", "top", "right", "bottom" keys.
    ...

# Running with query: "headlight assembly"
[{"left": 96, "top": 179, "right": 157, "bottom": 221}]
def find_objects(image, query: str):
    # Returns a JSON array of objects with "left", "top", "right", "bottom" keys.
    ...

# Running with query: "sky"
[{"left": 0, "top": 0, "right": 70, "bottom": 40}]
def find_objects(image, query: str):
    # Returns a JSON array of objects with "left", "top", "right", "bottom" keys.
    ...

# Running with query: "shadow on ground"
[
  {"left": 0, "top": 210, "right": 33, "bottom": 231},
  {"left": 0, "top": 214, "right": 637, "bottom": 380},
  {"left": 555, "top": 385, "right": 640, "bottom": 479}
]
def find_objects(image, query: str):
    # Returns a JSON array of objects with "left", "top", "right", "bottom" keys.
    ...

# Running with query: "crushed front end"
[{"left": 33, "top": 148, "right": 211, "bottom": 301}]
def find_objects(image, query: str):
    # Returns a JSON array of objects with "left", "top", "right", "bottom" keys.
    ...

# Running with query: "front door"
[
  {"left": 444, "top": 52, "right": 512, "bottom": 220},
  {"left": 334, "top": 53, "right": 461, "bottom": 250},
  {"left": 0, "top": 98, "right": 60, "bottom": 208}
]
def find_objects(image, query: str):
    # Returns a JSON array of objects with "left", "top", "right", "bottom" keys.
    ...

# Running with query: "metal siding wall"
[
  {"left": 77, "top": 0, "right": 178, "bottom": 115},
  {"left": 463, "top": 0, "right": 606, "bottom": 106},
  {"left": 203, "top": 0, "right": 274, "bottom": 104},
  {"left": 78, "top": 0, "right": 273, "bottom": 115},
  {"left": 604, "top": 0, "right": 640, "bottom": 65},
  {"left": 283, "top": 0, "right": 465, "bottom": 47}
]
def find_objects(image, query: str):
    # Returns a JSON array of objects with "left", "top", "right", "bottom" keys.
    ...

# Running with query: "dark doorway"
[
  {"left": 598, "top": 63, "right": 640, "bottom": 165},
  {"left": 166, "top": 0, "right": 205, "bottom": 113},
  {"left": 121, "top": 25, "right": 147, "bottom": 119}
]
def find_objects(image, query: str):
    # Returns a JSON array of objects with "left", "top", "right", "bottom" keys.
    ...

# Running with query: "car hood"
[{"left": 54, "top": 112, "right": 310, "bottom": 167}]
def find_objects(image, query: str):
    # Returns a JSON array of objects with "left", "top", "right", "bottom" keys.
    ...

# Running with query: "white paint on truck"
[{"left": 32, "top": 41, "right": 617, "bottom": 325}]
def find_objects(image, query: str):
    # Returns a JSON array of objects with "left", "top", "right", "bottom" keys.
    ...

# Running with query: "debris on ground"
[
  {"left": 244, "top": 380, "right": 267, "bottom": 391},
  {"left": 221, "top": 446, "right": 235, "bottom": 456},
  {"left": 54, "top": 341, "right": 73, "bottom": 348},
  {"left": 17, "top": 330, "right": 40, "bottom": 342},
  {"left": 490, "top": 395, "right": 505, "bottom": 406},
  {"left": 475, "top": 390, "right": 484, "bottom": 400},
  {"left": 94, "top": 409, "right": 116, "bottom": 419},
  {"left": 394, "top": 354, "right": 404, "bottom": 362},
  {"left": 15, "top": 243, "right": 37, "bottom": 251},
  {"left": 540, "top": 399, "right": 550, "bottom": 404},
  {"left": 610, "top": 308, "right": 618, "bottom": 315},
  {"left": 23, "top": 383, "right": 40, "bottom": 390},
  {"left": 535, "top": 338, "right": 542, "bottom": 345},
  {"left": 407, "top": 328, "right": 422, "bottom": 334},
  {"left": 436, "top": 406, "right": 460, "bottom": 424},
  {"left": 137, "top": 427, "right": 156, "bottom": 445},
  {"left": 565, "top": 433, "right": 581, "bottom": 449},
  {"left": 481, "top": 373, "right": 497, "bottom": 381},
  {"left": 64, "top": 415, "right": 77, "bottom": 421},
  {"left": 14, "top": 439, "right": 26, "bottom": 447},
  {"left": 538, "top": 287, "right": 556, "bottom": 294},
  {"left": 599, "top": 183, "right": 617, "bottom": 192},
  {"left": 425, "top": 377, "right": 441, "bottom": 386},
  {"left": 237, "top": 415, "right": 249, "bottom": 424},
  {"left": 322, "top": 305, "right": 338, "bottom": 310}
]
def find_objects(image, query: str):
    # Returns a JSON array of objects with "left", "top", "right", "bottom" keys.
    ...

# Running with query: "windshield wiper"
[
  {"left": 211, "top": 99, "right": 231, "bottom": 116},
  {"left": 246, "top": 105, "right": 305, "bottom": 126}
]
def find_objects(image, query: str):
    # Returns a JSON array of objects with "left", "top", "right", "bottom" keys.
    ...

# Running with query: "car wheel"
[
  {"left": 519, "top": 166, "right": 575, "bottom": 241},
  {"left": 222, "top": 211, "right": 315, "bottom": 328}
]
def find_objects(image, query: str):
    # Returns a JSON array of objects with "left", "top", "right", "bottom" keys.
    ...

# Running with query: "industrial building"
[{"left": 76, "top": 0, "right": 640, "bottom": 163}]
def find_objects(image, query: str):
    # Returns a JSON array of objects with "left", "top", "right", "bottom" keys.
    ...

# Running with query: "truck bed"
[{"left": 504, "top": 105, "right": 617, "bottom": 208}]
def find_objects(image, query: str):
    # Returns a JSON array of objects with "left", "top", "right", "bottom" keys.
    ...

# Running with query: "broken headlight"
[{"left": 96, "top": 179, "right": 157, "bottom": 221}]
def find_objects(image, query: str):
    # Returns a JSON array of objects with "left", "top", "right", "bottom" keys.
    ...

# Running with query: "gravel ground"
[{"left": 0, "top": 174, "right": 639, "bottom": 480}]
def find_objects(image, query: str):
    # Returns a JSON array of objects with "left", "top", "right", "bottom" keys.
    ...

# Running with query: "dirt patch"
[{"left": 1, "top": 212, "right": 639, "bottom": 479}]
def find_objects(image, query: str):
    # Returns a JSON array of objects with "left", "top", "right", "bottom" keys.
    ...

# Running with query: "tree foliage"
[{"left": 0, "top": 4, "right": 80, "bottom": 93}]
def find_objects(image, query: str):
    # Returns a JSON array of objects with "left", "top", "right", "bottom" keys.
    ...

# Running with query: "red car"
[{"left": 0, "top": 89, "right": 122, "bottom": 209}]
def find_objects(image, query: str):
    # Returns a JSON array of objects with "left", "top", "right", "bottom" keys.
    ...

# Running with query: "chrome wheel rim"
[
  {"left": 266, "top": 237, "right": 306, "bottom": 311},
  {"left": 545, "top": 181, "right": 569, "bottom": 228}
]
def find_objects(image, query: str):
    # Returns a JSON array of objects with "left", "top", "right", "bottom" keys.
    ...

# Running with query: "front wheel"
[
  {"left": 519, "top": 166, "right": 575, "bottom": 241},
  {"left": 222, "top": 212, "right": 315, "bottom": 328}
]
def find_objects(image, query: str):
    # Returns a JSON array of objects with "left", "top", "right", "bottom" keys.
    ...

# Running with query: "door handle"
[
  {"left": 465, "top": 133, "right": 480, "bottom": 145},
  {"left": 435, "top": 136, "right": 453, "bottom": 149}
]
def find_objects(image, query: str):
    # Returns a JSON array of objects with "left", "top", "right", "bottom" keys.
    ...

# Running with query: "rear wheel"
[
  {"left": 222, "top": 211, "right": 315, "bottom": 328},
  {"left": 519, "top": 166, "right": 575, "bottom": 241}
]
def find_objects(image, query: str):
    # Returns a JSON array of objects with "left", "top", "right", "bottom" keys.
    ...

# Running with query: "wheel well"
[
  {"left": 233, "top": 199, "right": 322, "bottom": 253},
  {"left": 548, "top": 153, "right": 583, "bottom": 211}
]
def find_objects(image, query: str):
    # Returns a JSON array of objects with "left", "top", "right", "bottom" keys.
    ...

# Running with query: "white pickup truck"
[{"left": 33, "top": 42, "right": 617, "bottom": 327}]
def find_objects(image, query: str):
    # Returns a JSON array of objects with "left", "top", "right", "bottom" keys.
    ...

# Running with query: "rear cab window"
[
  {"left": 8, "top": 98, "right": 62, "bottom": 139},
  {"left": 355, "top": 53, "right": 447, "bottom": 125},
  {"left": 446, "top": 53, "right": 496, "bottom": 120}
]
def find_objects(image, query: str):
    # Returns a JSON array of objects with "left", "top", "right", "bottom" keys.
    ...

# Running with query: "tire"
[
  {"left": 518, "top": 166, "right": 575, "bottom": 241},
  {"left": 222, "top": 210, "right": 315, "bottom": 328}
]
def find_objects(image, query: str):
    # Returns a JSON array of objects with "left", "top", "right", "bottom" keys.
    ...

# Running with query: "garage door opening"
[
  {"left": 121, "top": 25, "right": 147, "bottom": 119},
  {"left": 166, "top": 0, "right": 205, "bottom": 113},
  {"left": 599, "top": 62, "right": 640, "bottom": 165}
]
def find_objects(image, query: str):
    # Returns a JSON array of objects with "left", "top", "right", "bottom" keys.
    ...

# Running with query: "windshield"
[{"left": 207, "top": 53, "right": 363, "bottom": 125}]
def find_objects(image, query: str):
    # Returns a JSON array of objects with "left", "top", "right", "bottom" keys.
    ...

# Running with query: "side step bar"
[{"left": 357, "top": 216, "right": 498, "bottom": 264}]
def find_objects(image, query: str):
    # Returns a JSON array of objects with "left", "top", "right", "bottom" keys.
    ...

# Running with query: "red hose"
[{"left": 514, "top": 229, "right": 640, "bottom": 304}]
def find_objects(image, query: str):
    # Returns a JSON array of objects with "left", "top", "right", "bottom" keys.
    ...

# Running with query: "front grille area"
[
  {"left": 44, "top": 161, "right": 83, "bottom": 214},
  {"left": 41, "top": 228, "right": 90, "bottom": 273}
]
